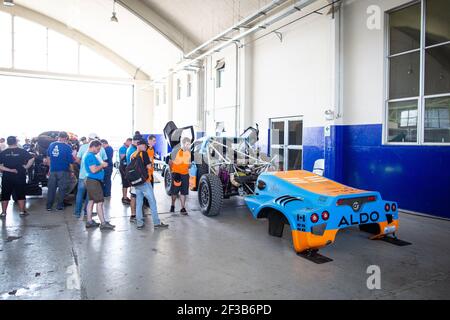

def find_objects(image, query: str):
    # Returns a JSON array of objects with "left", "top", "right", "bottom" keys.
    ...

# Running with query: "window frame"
[
  {"left": 384, "top": 0, "right": 450, "bottom": 146},
  {"left": 186, "top": 73, "right": 192, "bottom": 97},
  {"left": 176, "top": 78, "right": 181, "bottom": 100}
]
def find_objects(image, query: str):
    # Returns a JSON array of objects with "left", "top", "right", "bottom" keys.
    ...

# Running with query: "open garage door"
[{"left": 0, "top": 75, "right": 133, "bottom": 148}]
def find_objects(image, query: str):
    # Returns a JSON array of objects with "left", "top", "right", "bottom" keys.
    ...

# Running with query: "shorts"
[
  {"left": 119, "top": 165, "right": 131, "bottom": 188},
  {"left": 1, "top": 176, "right": 26, "bottom": 201},
  {"left": 85, "top": 179, "right": 104, "bottom": 203},
  {"left": 170, "top": 173, "right": 189, "bottom": 196}
]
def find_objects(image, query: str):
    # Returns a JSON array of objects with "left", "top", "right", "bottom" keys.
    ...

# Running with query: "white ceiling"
[
  {"left": 15, "top": 0, "right": 184, "bottom": 79},
  {"left": 142, "top": 0, "right": 273, "bottom": 45}
]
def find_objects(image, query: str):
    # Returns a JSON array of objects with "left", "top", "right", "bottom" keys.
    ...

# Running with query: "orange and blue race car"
[{"left": 245, "top": 170, "right": 410, "bottom": 263}]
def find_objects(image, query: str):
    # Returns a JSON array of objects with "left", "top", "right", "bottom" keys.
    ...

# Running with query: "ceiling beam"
[
  {"left": 0, "top": 4, "right": 150, "bottom": 80},
  {"left": 117, "top": 0, "right": 198, "bottom": 54}
]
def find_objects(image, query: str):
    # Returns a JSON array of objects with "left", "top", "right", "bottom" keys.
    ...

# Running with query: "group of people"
[{"left": 0, "top": 130, "right": 193, "bottom": 232}]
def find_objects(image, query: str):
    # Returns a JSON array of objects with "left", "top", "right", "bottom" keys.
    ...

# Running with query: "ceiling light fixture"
[
  {"left": 110, "top": 0, "right": 118, "bottom": 22},
  {"left": 3, "top": 0, "right": 14, "bottom": 6}
]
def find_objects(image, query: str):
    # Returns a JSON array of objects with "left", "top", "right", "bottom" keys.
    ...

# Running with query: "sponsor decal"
[{"left": 338, "top": 212, "right": 379, "bottom": 227}]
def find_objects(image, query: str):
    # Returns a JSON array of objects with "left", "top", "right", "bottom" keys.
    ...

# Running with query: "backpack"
[{"left": 125, "top": 154, "right": 149, "bottom": 186}]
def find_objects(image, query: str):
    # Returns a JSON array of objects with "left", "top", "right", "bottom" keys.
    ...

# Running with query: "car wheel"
[
  {"left": 198, "top": 174, "right": 223, "bottom": 216},
  {"left": 164, "top": 167, "right": 172, "bottom": 196}
]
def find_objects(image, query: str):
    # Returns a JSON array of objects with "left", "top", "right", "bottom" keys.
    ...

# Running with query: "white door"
[{"left": 270, "top": 116, "right": 303, "bottom": 171}]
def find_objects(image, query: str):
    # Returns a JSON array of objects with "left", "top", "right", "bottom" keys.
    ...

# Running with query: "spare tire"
[{"left": 198, "top": 174, "right": 223, "bottom": 216}]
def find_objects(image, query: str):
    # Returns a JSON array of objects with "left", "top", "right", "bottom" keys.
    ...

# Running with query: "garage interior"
[{"left": 0, "top": 0, "right": 449, "bottom": 300}]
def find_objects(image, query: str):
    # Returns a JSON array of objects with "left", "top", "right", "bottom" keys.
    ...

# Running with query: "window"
[
  {"left": 386, "top": 0, "right": 450, "bottom": 144},
  {"left": 155, "top": 88, "right": 160, "bottom": 106},
  {"left": 14, "top": 17, "right": 48, "bottom": 71},
  {"left": 0, "top": 11, "right": 12, "bottom": 68},
  {"left": 162, "top": 85, "right": 167, "bottom": 104},
  {"left": 215, "top": 60, "right": 225, "bottom": 88},
  {"left": 47, "top": 30, "right": 78, "bottom": 74},
  {"left": 187, "top": 74, "right": 192, "bottom": 97},
  {"left": 79, "top": 45, "right": 129, "bottom": 78},
  {"left": 0, "top": 12, "right": 130, "bottom": 78},
  {"left": 176, "top": 78, "right": 181, "bottom": 100}
]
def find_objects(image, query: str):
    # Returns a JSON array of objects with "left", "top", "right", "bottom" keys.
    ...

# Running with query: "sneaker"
[
  {"left": 19, "top": 212, "right": 29, "bottom": 217},
  {"left": 104, "top": 221, "right": 115, "bottom": 228},
  {"left": 129, "top": 215, "right": 136, "bottom": 223},
  {"left": 136, "top": 222, "right": 145, "bottom": 230},
  {"left": 86, "top": 220, "right": 100, "bottom": 228},
  {"left": 154, "top": 222, "right": 169, "bottom": 229},
  {"left": 100, "top": 222, "right": 115, "bottom": 230},
  {"left": 0, "top": 212, "right": 6, "bottom": 218},
  {"left": 170, "top": 205, "right": 175, "bottom": 213},
  {"left": 56, "top": 207, "right": 64, "bottom": 211},
  {"left": 180, "top": 208, "right": 188, "bottom": 216},
  {"left": 46, "top": 208, "right": 52, "bottom": 212}
]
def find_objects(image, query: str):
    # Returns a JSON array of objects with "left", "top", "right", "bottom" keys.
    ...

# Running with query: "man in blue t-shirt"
[
  {"left": 46, "top": 132, "right": 74, "bottom": 211},
  {"left": 83, "top": 140, "right": 114, "bottom": 230},
  {"left": 100, "top": 139, "right": 114, "bottom": 197},
  {"left": 74, "top": 133, "right": 107, "bottom": 218}
]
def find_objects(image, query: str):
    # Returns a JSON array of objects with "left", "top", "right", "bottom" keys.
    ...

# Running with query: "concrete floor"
[{"left": 1, "top": 173, "right": 449, "bottom": 300}]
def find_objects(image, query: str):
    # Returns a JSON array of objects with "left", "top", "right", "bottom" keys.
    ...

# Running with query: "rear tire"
[
  {"left": 268, "top": 211, "right": 288, "bottom": 237},
  {"left": 198, "top": 174, "right": 223, "bottom": 216},
  {"left": 163, "top": 166, "right": 172, "bottom": 196}
]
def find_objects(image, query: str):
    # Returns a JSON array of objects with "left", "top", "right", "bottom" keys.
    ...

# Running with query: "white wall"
[
  {"left": 152, "top": 81, "right": 170, "bottom": 134},
  {"left": 342, "top": 0, "right": 412, "bottom": 125},
  {"left": 204, "top": 44, "right": 240, "bottom": 136},
  {"left": 250, "top": 11, "right": 335, "bottom": 149},
  {"left": 172, "top": 70, "right": 199, "bottom": 129}
]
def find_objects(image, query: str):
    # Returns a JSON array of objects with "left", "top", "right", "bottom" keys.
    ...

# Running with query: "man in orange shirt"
[{"left": 169, "top": 137, "right": 191, "bottom": 215}]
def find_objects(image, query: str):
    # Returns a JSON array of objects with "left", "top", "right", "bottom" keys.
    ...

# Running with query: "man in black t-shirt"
[{"left": 0, "top": 136, "right": 35, "bottom": 218}]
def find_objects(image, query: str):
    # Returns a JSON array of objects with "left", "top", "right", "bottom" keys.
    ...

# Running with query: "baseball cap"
[{"left": 88, "top": 133, "right": 99, "bottom": 140}]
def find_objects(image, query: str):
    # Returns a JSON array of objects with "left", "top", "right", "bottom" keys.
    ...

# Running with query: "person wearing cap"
[
  {"left": 125, "top": 134, "right": 140, "bottom": 222},
  {"left": 0, "top": 136, "right": 35, "bottom": 218},
  {"left": 74, "top": 133, "right": 107, "bottom": 219},
  {"left": 46, "top": 131, "right": 75, "bottom": 211},
  {"left": 100, "top": 139, "right": 114, "bottom": 198},
  {"left": 169, "top": 137, "right": 191, "bottom": 215},
  {"left": 131, "top": 139, "right": 168, "bottom": 230}
]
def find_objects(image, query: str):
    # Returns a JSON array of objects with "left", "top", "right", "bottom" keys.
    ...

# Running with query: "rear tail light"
[
  {"left": 310, "top": 213, "right": 319, "bottom": 223},
  {"left": 337, "top": 199, "right": 345, "bottom": 206},
  {"left": 392, "top": 203, "right": 397, "bottom": 211},
  {"left": 385, "top": 203, "right": 391, "bottom": 212},
  {"left": 367, "top": 196, "right": 376, "bottom": 202},
  {"left": 322, "top": 211, "right": 329, "bottom": 220}
]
